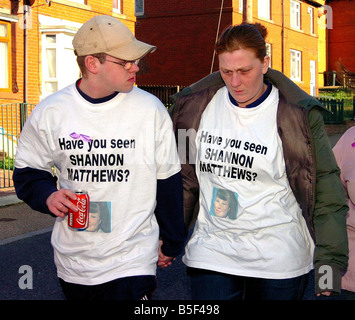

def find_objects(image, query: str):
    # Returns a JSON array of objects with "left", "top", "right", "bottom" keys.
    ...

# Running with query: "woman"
[
  {"left": 333, "top": 126, "right": 355, "bottom": 299},
  {"left": 171, "top": 23, "right": 348, "bottom": 300}
]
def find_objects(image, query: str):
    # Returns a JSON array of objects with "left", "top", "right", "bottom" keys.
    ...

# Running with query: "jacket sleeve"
[
  {"left": 309, "top": 108, "right": 349, "bottom": 295},
  {"left": 155, "top": 171, "right": 187, "bottom": 257},
  {"left": 170, "top": 94, "right": 200, "bottom": 228}
]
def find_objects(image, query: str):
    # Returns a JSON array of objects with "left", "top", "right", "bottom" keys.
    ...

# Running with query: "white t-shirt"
[
  {"left": 15, "top": 84, "right": 181, "bottom": 285},
  {"left": 182, "top": 86, "right": 314, "bottom": 279}
]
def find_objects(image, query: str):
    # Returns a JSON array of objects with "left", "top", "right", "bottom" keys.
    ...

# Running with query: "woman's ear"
[{"left": 262, "top": 55, "right": 270, "bottom": 75}]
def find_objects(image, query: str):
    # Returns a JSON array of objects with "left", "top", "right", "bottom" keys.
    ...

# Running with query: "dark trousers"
[
  {"left": 59, "top": 275, "right": 156, "bottom": 300},
  {"left": 187, "top": 267, "right": 309, "bottom": 300}
]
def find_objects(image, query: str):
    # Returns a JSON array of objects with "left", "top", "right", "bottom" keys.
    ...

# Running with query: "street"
[{"left": 0, "top": 201, "right": 344, "bottom": 301}]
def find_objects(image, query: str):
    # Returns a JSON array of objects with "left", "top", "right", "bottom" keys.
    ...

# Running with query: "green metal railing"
[
  {"left": 317, "top": 98, "right": 345, "bottom": 124},
  {"left": 0, "top": 103, "right": 35, "bottom": 189}
]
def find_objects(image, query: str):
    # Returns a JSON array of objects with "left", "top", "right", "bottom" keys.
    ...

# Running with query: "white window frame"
[
  {"left": 310, "top": 60, "right": 316, "bottom": 96},
  {"left": 39, "top": 16, "right": 82, "bottom": 99},
  {"left": 291, "top": 0, "right": 301, "bottom": 29},
  {"left": 266, "top": 43, "right": 272, "bottom": 67},
  {"left": 0, "top": 22, "right": 10, "bottom": 91},
  {"left": 42, "top": 34, "right": 58, "bottom": 96},
  {"left": 308, "top": 6, "right": 314, "bottom": 34},
  {"left": 258, "top": 0, "right": 271, "bottom": 20},
  {"left": 290, "top": 49, "right": 302, "bottom": 81},
  {"left": 113, "top": 0, "right": 122, "bottom": 14},
  {"left": 135, "top": 0, "right": 144, "bottom": 16},
  {"left": 68, "top": 0, "right": 85, "bottom": 4},
  {"left": 41, "top": 32, "right": 80, "bottom": 99}
]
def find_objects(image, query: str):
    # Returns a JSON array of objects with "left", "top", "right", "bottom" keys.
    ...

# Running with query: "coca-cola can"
[{"left": 68, "top": 190, "right": 90, "bottom": 230}]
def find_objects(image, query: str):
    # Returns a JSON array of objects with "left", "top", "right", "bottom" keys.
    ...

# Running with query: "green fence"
[
  {"left": 0, "top": 103, "right": 35, "bottom": 189},
  {"left": 317, "top": 98, "right": 345, "bottom": 124},
  {"left": 138, "top": 85, "right": 185, "bottom": 109}
]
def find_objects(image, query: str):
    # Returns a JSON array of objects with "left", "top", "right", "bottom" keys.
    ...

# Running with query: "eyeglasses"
[{"left": 104, "top": 59, "right": 140, "bottom": 70}]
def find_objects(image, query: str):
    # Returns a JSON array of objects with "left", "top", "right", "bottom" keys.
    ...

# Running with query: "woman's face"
[
  {"left": 214, "top": 196, "right": 230, "bottom": 218},
  {"left": 219, "top": 48, "right": 269, "bottom": 107}
]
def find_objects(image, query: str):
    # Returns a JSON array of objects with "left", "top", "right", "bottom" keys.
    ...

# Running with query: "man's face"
[
  {"left": 218, "top": 48, "right": 269, "bottom": 107},
  {"left": 98, "top": 55, "right": 140, "bottom": 94}
]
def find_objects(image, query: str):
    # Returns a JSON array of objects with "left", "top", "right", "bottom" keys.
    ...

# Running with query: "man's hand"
[
  {"left": 46, "top": 189, "right": 77, "bottom": 218},
  {"left": 317, "top": 291, "right": 332, "bottom": 297},
  {"left": 158, "top": 240, "right": 176, "bottom": 268}
]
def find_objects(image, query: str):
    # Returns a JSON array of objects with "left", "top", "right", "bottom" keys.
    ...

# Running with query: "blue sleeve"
[
  {"left": 13, "top": 167, "right": 58, "bottom": 216},
  {"left": 155, "top": 171, "right": 187, "bottom": 257}
]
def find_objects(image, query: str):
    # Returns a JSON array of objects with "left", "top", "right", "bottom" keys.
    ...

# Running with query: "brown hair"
[
  {"left": 76, "top": 52, "right": 107, "bottom": 77},
  {"left": 215, "top": 23, "right": 268, "bottom": 62}
]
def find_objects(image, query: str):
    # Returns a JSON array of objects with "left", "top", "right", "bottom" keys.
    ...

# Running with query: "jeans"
[
  {"left": 187, "top": 267, "right": 309, "bottom": 300},
  {"left": 59, "top": 275, "right": 156, "bottom": 300}
]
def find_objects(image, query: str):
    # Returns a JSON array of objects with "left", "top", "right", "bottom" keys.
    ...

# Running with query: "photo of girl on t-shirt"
[
  {"left": 209, "top": 187, "right": 238, "bottom": 220},
  {"left": 85, "top": 201, "right": 111, "bottom": 233}
]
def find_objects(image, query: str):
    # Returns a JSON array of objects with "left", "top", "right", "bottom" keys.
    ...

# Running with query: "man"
[{"left": 13, "top": 15, "right": 186, "bottom": 300}]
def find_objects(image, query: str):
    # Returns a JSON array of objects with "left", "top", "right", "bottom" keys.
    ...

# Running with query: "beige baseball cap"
[{"left": 73, "top": 15, "right": 156, "bottom": 60}]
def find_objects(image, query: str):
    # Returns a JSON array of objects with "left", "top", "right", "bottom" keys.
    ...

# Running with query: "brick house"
[
  {"left": 0, "top": 0, "right": 137, "bottom": 106},
  {"left": 136, "top": 0, "right": 327, "bottom": 95},
  {"left": 326, "top": 0, "right": 355, "bottom": 87}
]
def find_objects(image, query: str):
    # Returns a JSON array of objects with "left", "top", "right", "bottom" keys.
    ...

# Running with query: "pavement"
[{"left": 0, "top": 187, "right": 55, "bottom": 244}]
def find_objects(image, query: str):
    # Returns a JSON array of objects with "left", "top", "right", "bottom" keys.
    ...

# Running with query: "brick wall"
[
  {"left": 136, "top": 0, "right": 233, "bottom": 86},
  {"left": 328, "top": 0, "right": 355, "bottom": 72},
  {"left": 136, "top": 0, "right": 321, "bottom": 93}
]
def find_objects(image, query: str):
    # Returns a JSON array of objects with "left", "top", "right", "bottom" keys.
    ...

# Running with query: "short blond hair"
[{"left": 76, "top": 52, "right": 107, "bottom": 77}]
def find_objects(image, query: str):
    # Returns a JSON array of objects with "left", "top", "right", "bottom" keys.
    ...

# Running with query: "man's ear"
[{"left": 85, "top": 55, "right": 100, "bottom": 75}]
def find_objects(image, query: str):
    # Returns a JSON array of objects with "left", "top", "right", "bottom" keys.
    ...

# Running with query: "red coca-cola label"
[
  {"left": 76, "top": 198, "right": 87, "bottom": 226},
  {"left": 68, "top": 191, "right": 90, "bottom": 230}
]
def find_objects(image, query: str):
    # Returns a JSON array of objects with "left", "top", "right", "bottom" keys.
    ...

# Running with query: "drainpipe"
[
  {"left": 23, "top": 4, "right": 29, "bottom": 104},
  {"left": 281, "top": 0, "right": 284, "bottom": 73},
  {"left": 243, "top": 0, "right": 252, "bottom": 23}
]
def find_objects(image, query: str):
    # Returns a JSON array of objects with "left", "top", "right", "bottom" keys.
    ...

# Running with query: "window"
[
  {"left": 308, "top": 7, "right": 314, "bottom": 34},
  {"left": 113, "top": 0, "right": 122, "bottom": 14},
  {"left": 43, "top": 35, "right": 58, "bottom": 95},
  {"left": 266, "top": 43, "right": 272, "bottom": 67},
  {"left": 68, "top": 0, "right": 85, "bottom": 4},
  {"left": 291, "top": 1, "right": 301, "bottom": 29},
  {"left": 290, "top": 49, "right": 302, "bottom": 81},
  {"left": 258, "top": 0, "right": 270, "bottom": 20},
  {"left": 42, "top": 33, "right": 80, "bottom": 98},
  {"left": 135, "top": 0, "right": 144, "bottom": 16},
  {"left": 310, "top": 60, "right": 316, "bottom": 96},
  {"left": 0, "top": 22, "right": 10, "bottom": 91},
  {"left": 239, "top": 0, "right": 243, "bottom": 12}
]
